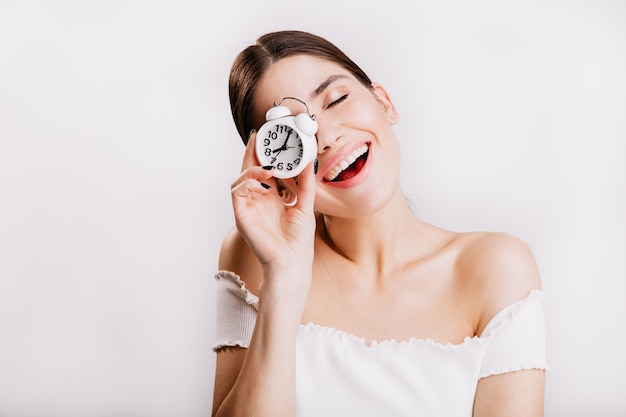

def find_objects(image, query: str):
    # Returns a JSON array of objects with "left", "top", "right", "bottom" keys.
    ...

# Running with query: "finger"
[
  {"left": 231, "top": 177, "right": 275, "bottom": 201},
  {"left": 276, "top": 180, "right": 298, "bottom": 206},
  {"left": 231, "top": 164, "right": 277, "bottom": 190},
  {"left": 275, "top": 177, "right": 297, "bottom": 203},
  {"left": 241, "top": 130, "right": 260, "bottom": 172}
]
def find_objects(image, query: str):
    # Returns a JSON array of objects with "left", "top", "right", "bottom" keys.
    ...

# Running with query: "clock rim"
[{"left": 255, "top": 116, "right": 317, "bottom": 179}]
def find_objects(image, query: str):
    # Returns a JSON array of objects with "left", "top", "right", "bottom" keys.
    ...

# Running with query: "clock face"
[{"left": 259, "top": 124, "right": 304, "bottom": 174}]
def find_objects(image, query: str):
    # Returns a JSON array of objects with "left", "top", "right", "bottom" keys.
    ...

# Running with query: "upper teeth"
[{"left": 325, "top": 144, "right": 369, "bottom": 181}]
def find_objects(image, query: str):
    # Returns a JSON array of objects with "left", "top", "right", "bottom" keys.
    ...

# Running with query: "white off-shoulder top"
[{"left": 212, "top": 270, "right": 549, "bottom": 417}]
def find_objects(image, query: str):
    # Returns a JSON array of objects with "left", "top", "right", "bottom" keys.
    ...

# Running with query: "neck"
[{"left": 319, "top": 188, "right": 425, "bottom": 276}]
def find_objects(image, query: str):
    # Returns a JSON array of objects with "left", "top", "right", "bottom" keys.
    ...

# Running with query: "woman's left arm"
[
  {"left": 465, "top": 232, "right": 547, "bottom": 417},
  {"left": 473, "top": 370, "right": 545, "bottom": 417}
]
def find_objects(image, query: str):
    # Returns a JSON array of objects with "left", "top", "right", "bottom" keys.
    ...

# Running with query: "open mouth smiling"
[{"left": 324, "top": 143, "right": 370, "bottom": 182}]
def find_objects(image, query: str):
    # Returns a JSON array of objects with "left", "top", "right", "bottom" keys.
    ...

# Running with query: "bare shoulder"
[
  {"left": 454, "top": 231, "right": 542, "bottom": 333},
  {"left": 218, "top": 226, "right": 263, "bottom": 296}
]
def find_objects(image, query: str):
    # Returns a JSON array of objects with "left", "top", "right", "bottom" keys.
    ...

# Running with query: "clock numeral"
[
  {"left": 266, "top": 131, "right": 278, "bottom": 140},
  {"left": 294, "top": 158, "right": 301, "bottom": 165},
  {"left": 276, "top": 125, "right": 293, "bottom": 135},
  {"left": 265, "top": 148, "right": 271, "bottom": 156},
  {"left": 276, "top": 162, "right": 284, "bottom": 170},
  {"left": 287, "top": 163, "right": 293, "bottom": 171},
  {"left": 264, "top": 138, "right": 270, "bottom": 146}
]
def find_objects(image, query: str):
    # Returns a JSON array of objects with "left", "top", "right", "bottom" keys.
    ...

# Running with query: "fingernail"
[
  {"left": 294, "top": 176, "right": 299, "bottom": 188},
  {"left": 262, "top": 165, "right": 274, "bottom": 170},
  {"left": 260, "top": 182, "right": 271, "bottom": 190},
  {"left": 314, "top": 159, "right": 319, "bottom": 175},
  {"left": 248, "top": 129, "right": 256, "bottom": 140}
]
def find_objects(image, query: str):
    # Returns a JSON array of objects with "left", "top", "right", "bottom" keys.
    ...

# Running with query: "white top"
[{"left": 212, "top": 270, "right": 549, "bottom": 417}]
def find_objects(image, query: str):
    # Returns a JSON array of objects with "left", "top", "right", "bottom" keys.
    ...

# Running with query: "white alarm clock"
[{"left": 255, "top": 97, "right": 318, "bottom": 179}]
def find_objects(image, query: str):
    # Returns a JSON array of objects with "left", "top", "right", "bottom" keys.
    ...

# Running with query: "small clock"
[{"left": 255, "top": 97, "right": 318, "bottom": 179}]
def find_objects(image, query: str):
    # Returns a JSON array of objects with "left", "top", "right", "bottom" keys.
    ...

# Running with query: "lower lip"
[{"left": 324, "top": 146, "right": 372, "bottom": 189}]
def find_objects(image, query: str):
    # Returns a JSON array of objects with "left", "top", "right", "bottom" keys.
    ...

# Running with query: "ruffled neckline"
[{"left": 215, "top": 270, "right": 545, "bottom": 350}]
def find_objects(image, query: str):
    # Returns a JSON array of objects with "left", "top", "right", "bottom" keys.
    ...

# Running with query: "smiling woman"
[{"left": 211, "top": 30, "right": 548, "bottom": 417}]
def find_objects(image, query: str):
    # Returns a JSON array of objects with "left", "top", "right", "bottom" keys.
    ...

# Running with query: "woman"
[{"left": 212, "top": 30, "right": 548, "bottom": 417}]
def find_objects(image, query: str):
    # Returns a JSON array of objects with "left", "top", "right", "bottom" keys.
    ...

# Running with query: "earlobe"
[{"left": 371, "top": 83, "right": 399, "bottom": 125}]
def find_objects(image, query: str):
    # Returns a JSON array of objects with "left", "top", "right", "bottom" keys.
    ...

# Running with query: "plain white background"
[{"left": 0, "top": 1, "right": 624, "bottom": 416}]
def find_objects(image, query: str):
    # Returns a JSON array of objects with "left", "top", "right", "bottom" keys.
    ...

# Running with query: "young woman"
[{"left": 212, "top": 30, "right": 548, "bottom": 417}]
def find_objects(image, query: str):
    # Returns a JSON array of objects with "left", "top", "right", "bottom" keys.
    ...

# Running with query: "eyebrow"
[{"left": 309, "top": 74, "right": 349, "bottom": 100}]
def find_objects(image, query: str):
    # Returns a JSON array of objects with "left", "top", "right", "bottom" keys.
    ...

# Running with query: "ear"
[{"left": 371, "top": 83, "right": 399, "bottom": 125}]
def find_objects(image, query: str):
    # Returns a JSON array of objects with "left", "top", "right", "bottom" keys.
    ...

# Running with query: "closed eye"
[{"left": 326, "top": 94, "right": 348, "bottom": 109}]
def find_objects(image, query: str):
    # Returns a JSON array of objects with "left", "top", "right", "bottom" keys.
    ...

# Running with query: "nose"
[{"left": 314, "top": 114, "right": 341, "bottom": 154}]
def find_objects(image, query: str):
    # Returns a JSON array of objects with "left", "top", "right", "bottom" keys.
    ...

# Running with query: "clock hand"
[{"left": 272, "top": 130, "right": 292, "bottom": 153}]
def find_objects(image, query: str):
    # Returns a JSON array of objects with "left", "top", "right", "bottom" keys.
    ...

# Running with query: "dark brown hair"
[{"left": 229, "top": 30, "right": 373, "bottom": 144}]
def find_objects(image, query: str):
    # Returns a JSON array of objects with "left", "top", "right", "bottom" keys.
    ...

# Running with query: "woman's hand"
[{"left": 230, "top": 131, "right": 317, "bottom": 272}]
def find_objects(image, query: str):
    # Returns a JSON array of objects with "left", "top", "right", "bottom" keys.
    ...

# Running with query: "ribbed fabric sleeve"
[
  {"left": 478, "top": 290, "right": 549, "bottom": 378},
  {"left": 211, "top": 270, "right": 259, "bottom": 352}
]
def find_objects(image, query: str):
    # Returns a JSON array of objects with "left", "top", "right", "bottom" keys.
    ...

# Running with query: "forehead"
[{"left": 254, "top": 54, "right": 351, "bottom": 113}]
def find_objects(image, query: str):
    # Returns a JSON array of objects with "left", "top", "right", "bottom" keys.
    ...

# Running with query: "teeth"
[{"left": 325, "top": 144, "right": 369, "bottom": 181}]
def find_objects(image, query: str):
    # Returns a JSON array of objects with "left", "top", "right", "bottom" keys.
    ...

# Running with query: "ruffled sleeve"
[
  {"left": 211, "top": 270, "right": 259, "bottom": 352},
  {"left": 478, "top": 290, "right": 549, "bottom": 378}
]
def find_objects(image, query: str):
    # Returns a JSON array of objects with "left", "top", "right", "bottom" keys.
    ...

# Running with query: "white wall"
[{"left": 0, "top": 1, "right": 624, "bottom": 416}]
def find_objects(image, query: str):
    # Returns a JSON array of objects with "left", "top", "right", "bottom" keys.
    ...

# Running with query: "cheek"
[{"left": 343, "top": 97, "right": 388, "bottom": 129}]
